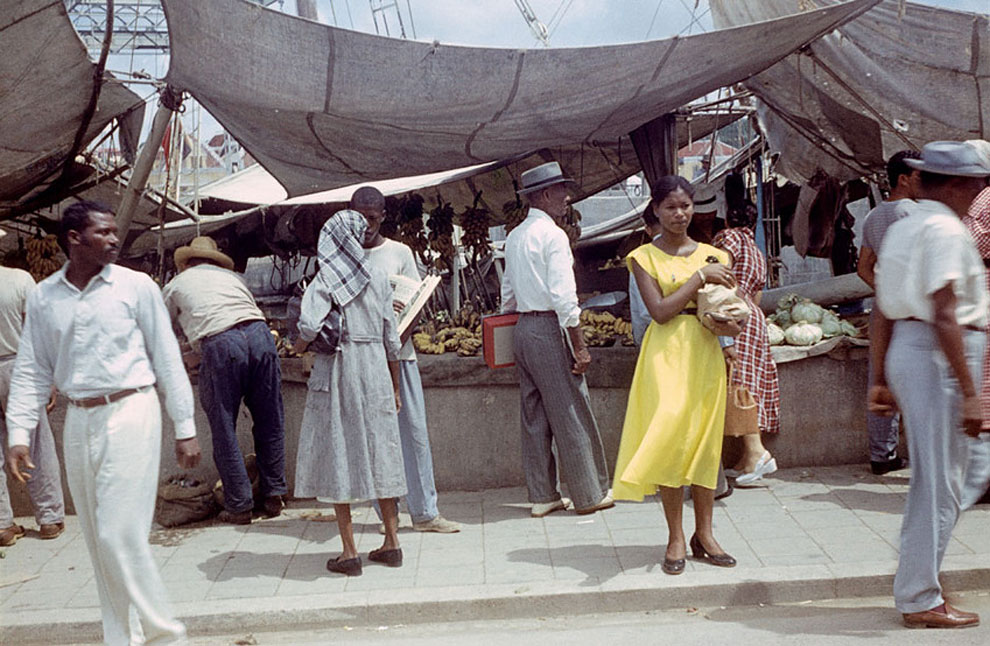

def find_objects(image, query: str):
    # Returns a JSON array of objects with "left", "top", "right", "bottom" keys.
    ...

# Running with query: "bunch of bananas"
[
  {"left": 458, "top": 202, "right": 491, "bottom": 262},
  {"left": 412, "top": 306, "right": 485, "bottom": 357},
  {"left": 426, "top": 198, "right": 455, "bottom": 272},
  {"left": 26, "top": 234, "right": 63, "bottom": 281},
  {"left": 579, "top": 310, "right": 634, "bottom": 347},
  {"left": 271, "top": 328, "right": 305, "bottom": 358},
  {"left": 396, "top": 194, "right": 429, "bottom": 260},
  {"left": 501, "top": 198, "right": 528, "bottom": 234},
  {"left": 557, "top": 206, "right": 582, "bottom": 248}
]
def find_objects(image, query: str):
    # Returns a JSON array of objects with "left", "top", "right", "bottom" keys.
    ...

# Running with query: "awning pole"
[{"left": 116, "top": 85, "right": 182, "bottom": 246}]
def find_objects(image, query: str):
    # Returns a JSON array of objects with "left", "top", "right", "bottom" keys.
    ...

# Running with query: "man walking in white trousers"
[{"left": 6, "top": 201, "right": 201, "bottom": 645}]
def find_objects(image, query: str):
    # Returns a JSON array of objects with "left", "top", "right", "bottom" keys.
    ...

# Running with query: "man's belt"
[
  {"left": 902, "top": 317, "right": 986, "bottom": 333},
  {"left": 520, "top": 310, "right": 557, "bottom": 317},
  {"left": 68, "top": 387, "right": 148, "bottom": 409}
]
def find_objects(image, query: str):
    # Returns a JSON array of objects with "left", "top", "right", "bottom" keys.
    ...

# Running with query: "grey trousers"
[
  {"left": 0, "top": 355, "right": 64, "bottom": 528},
  {"left": 513, "top": 313, "right": 610, "bottom": 510},
  {"left": 962, "top": 434, "right": 990, "bottom": 509},
  {"left": 867, "top": 311, "right": 901, "bottom": 462},
  {"left": 887, "top": 320, "right": 984, "bottom": 613}
]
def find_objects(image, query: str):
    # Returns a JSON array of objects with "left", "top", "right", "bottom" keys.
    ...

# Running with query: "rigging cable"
[{"left": 644, "top": 0, "right": 665, "bottom": 39}]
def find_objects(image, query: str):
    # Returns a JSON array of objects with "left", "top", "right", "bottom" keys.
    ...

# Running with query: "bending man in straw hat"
[
  {"left": 163, "top": 236, "right": 288, "bottom": 524},
  {"left": 870, "top": 140, "right": 990, "bottom": 629},
  {"left": 501, "top": 161, "right": 613, "bottom": 517}
]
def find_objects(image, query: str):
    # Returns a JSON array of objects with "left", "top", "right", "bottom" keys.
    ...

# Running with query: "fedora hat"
[
  {"left": 905, "top": 141, "right": 990, "bottom": 177},
  {"left": 691, "top": 182, "right": 721, "bottom": 215},
  {"left": 174, "top": 236, "right": 235, "bottom": 272},
  {"left": 517, "top": 162, "right": 576, "bottom": 195}
]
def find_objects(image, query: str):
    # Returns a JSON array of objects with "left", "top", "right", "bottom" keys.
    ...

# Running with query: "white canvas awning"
[
  {"left": 0, "top": 1, "right": 145, "bottom": 205},
  {"left": 711, "top": 0, "right": 990, "bottom": 183},
  {"left": 162, "top": 0, "right": 878, "bottom": 202}
]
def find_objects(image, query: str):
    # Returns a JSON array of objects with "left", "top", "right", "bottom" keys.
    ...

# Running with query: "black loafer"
[
  {"left": 690, "top": 534, "right": 736, "bottom": 568},
  {"left": 326, "top": 555, "right": 362, "bottom": 576},
  {"left": 368, "top": 547, "right": 403, "bottom": 567},
  {"left": 871, "top": 456, "right": 908, "bottom": 475},
  {"left": 661, "top": 557, "right": 685, "bottom": 575}
]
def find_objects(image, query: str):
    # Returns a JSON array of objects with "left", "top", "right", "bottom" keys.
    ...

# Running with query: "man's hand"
[
  {"left": 868, "top": 384, "right": 899, "bottom": 416},
  {"left": 393, "top": 299, "right": 406, "bottom": 315},
  {"left": 722, "top": 345, "right": 737, "bottom": 364},
  {"left": 291, "top": 337, "right": 310, "bottom": 355},
  {"left": 182, "top": 351, "right": 201, "bottom": 371},
  {"left": 6, "top": 445, "right": 34, "bottom": 483},
  {"left": 962, "top": 395, "right": 983, "bottom": 438},
  {"left": 394, "top": 387, "right": 402, "bottom": 413},
  {"left": 175, "top": 437, "right": 201, "bottom": 469},
  {"left": 572, "top": 346, "right": 592, "bottom": 375},
  {"left": 46, "top": 386, "right": 57, "bottom": 413}
]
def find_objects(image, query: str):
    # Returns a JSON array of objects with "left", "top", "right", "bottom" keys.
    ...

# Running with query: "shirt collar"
[
  {"left": 528, "top": 207, "right": 554, "bottom": 224},
  {"left": 57, "top": 262, "right": 115, "bottom": 293}
]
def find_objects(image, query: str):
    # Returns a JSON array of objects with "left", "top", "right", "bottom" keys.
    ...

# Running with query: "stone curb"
[{"left": 5, "top": 559, "right": 988, "bottom": 644}]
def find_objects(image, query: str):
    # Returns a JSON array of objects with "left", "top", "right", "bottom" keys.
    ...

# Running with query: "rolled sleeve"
[
  {"left": 545, "top": 232, "right": 581, "bottom": 328},
  {"left": 136, "top": 276, "right": 196, "bottom": 440}
]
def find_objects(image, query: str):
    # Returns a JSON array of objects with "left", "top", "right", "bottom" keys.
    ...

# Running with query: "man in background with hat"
[
  {"left": 163, "top": 236, "right": 288, "bottom": 524},
  {"left": 6, "top": 200, "right": 199, "bottom": 645},
  {"left": 501, "top": 161, "right": 613, "bottom": 517},
  {"left": 869, "top": 140, "right": 990, "bottom": 629},
  {"left": 0, "top": 227, "right": 65, "bottom": 547}
]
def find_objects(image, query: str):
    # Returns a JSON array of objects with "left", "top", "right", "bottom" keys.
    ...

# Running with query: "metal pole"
[
  {"left": 297, "top": 0, "right": 319, "bottom": 19},
  {"left": 116, "top": 87, "right": 180, "bottom": 245}
]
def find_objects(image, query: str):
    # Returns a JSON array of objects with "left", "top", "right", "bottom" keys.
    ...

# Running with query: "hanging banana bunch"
[
  {"left": 397, "top": 193, "right": 429, "bottom": 262},
  {"left": 426, "top": 196, "right": 455, "bottom": 272},
  {"left": 25, "top": 234, "right": 63, "bottom": 281},
  {"left": 501, "top": 196, "right": 528, "bottom": 235},
  {"left": 457, "top": 193, "right": 492, "bottom": 263},
  {"left": 557, "top": 205, "right": 582, "bottom": 248}
]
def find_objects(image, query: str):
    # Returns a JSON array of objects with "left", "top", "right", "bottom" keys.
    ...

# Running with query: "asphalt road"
[{"left": 62, "top": 590, "right": 990, "bottom": 645}]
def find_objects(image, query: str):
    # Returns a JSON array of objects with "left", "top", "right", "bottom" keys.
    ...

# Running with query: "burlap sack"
[{"left": 154, "top": 476, "right": 217, "bottom": 527}]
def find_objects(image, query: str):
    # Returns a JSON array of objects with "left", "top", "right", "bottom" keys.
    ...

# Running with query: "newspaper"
[{"left": 391, "top": 274, "right": 441, "bottom": 337}]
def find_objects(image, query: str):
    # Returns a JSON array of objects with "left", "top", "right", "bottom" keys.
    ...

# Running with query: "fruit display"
[
  {"left": 767, "top": 293, "right": 860, "bottom": 346},
  {"left": 426, "top": 198, "right": 456, "bottom": 272},
  {"left": 25, "top": 234, "right": 64, "bottom": 281},
  {"left": 413, "top": 306, "right": 484, "bottom": 356},
  {"left": 457, "top": 196, "right": 492, "bottom": 263},
  {"left": 501, "top": 198, "right": 528, "bottom": 234},
  {"left": 395, "top": 193, "right": 429, "bottom": 263},
  {"left": 580, "top": 309, "right": 634, "bottom": 347},
  {"left": 558, "top": 206, "right": 582, "bottom": 248}
]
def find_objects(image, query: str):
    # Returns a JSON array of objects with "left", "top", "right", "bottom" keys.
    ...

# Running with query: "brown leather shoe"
[
  {"left": 0, "top": 524, "right": 26, "bottom": 547},
  {"left": 903, "top": 603, "right": 980, "bottom": 629},
  {"left": 39, "top": 522, "right": 65, "bottom": 540}
]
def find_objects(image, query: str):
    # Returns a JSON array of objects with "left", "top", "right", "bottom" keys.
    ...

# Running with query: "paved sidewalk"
[{"left": 2, "top": 465, "right": 989, "bottom": 644}]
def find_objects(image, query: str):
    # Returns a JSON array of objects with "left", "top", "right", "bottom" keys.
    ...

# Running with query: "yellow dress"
[{"left": 612, "top": 242, "right": 728, "bottom": 500}]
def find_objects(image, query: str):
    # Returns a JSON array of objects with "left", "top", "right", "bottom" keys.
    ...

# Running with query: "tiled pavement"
[{"left": 2, "top": 465, "right": 989, "bottom": 643}]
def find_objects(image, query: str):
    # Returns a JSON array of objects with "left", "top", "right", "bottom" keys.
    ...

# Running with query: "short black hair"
[
  {"left": 649, "top": 175, "right": 694, "bottom": 210},
  {"left": 886, "top": 150, "right": 921, "bottom": 189},
  {"left": 59, "top": 200, "right": 112, "bottom": 253},
  {"left": 350, "top": 186, "right": 385, "bottom": 210}
]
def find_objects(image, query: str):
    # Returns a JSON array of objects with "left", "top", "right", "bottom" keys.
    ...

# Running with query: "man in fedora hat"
[
  {"left": 501, "top": 161, "right": 613, "bottom": 517},
  {"left": 163, "top": 236, "right": 288, "bottom": 524},
  {"left": 6, "top": 200, "right": 199, "bottom": 645},
  {"left": 869, "top": 140, "right": 990, "bottom": 629},
  {"left": 0, "top": 227, "right": 65, "bottom": 547}
]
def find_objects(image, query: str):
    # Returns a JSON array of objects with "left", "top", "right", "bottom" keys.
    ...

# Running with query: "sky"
[{"left": 99, "top": 0, "right": 990, "bottom": 146}]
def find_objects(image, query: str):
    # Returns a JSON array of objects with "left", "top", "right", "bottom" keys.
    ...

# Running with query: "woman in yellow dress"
[{"left": 613, "top": 175, "right": 738, "bottom": 575}]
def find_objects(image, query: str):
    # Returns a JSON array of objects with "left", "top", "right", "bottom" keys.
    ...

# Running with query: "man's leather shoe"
[
  {"left": 871, "top": 456, "right": 908, "bottom": 475},
  {"left": 0, "top": 524, "right": 25, "bottom": 547},
  {"left": 575, "top": 493, "right": 615, "bottom": 515},
  {"left": 326, "top": 555, "right": 362, "bottom": 576},
  {"left": 217, "top": 509, "right": 252, "bottom": 525},
  {"left": 368, "top": 546, "right": 403, "bottom": 567},
  {"left": 39, "top": 522, "right": 65, "bottom": 540},
  {"left": 531, "top": 498, "right": 571, "bottom": 518},
  {"left": 255, "top": 495, "right": 284, "bottom": 519},
  {"left": 903, "top": 602, "right": 979, "bottom": 629}
]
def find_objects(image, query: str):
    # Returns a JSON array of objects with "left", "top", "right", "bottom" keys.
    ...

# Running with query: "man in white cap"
[
  {"left": 0, "top": 228, "right": 65, "bottom": 547},
  {"left": 501, "top": 161, "right": 613, "bottom": 517},
  {"left": 163, "top": 236, "right": 288, "bottom": 524},
  {"left": 6, "top": 200, "right": 199, "bottom": 645},
  {"left": 869, "top": 140, "right": 990, "bottom": 629}
]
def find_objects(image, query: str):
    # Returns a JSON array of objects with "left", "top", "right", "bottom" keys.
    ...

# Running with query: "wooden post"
[{"left": 116, "top": 89, "right": 180, "bottom": 246}]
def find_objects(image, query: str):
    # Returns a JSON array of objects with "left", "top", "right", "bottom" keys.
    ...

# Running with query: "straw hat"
[
  {"left": 517, "top": 162, "right": 575, "bottom": 195},
  {"left": 692, "top": 183, "right": 720, "bottom": 214},
  {"left": 174, "top": 236, "right": 234, "bottom": 272},
  {"left": 905, "top": 141, "right": 990, "bottom": 177}
]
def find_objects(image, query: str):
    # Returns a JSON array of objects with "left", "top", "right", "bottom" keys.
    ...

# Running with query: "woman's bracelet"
[{"left": 696, "top": 269, "right": 706, "bottom": 285}]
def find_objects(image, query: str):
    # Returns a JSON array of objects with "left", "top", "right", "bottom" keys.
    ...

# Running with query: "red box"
[{"left": 482, "top": 313, "right": 519, "bottom": 369}]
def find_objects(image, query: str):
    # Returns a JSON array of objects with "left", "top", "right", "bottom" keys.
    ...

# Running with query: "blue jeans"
[
  {"left": 373, "top": 360, "right": 439, "bottom": 523},
  {"left": 199, "top": 320, "right": 287, "bottom": 513}
]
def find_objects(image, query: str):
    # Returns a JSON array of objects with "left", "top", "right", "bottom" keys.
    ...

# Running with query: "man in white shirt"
[
  {"left": 870, "top": 141, "right": 990, "bottom": 629},
  {"left": 501, "top": 162, "right": 612, "bottom": 517},
  {"left": 163, "top": 236, "right": 288, "bottom": 525},
  {"left": 857, "top": 150, "right": 919, "bottom": 475},
  {"left": 0, "top": 244, "right": 65, "bottom": 547},
  {"left": 5, "top": 201, "right": 200, "bottom": 645},
  {"left": 352, "top": 187, "right": 460, "bottom": 533}
]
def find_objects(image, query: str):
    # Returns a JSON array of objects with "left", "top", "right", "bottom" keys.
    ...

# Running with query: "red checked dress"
[
  {"left": 963, "top": 187, "right": 990, "bottom": 429},
  {"left": 712, "top": 227, "right": 781, "bottom": 434}
]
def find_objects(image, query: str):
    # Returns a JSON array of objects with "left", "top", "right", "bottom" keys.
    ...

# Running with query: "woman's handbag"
[
  {"left": 308, "top": 301, "right": 343, "bottom": 355},
  {"left": 724, "top": 366, "right": 760, "bottom": 436}
]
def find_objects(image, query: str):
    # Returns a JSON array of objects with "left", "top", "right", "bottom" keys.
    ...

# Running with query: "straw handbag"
[{"left": 724, "top": 365, "right": 760, "bottom": 436}]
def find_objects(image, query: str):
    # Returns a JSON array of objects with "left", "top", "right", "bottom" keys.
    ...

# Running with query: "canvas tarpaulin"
[
  {"left": 0, "top": 0, "right": 145, "bottom": 205},
  {"left": 711, "top": 0, "right": 990, "bottom": 183},
  {"left": 162, "top": 0, "right": 878, "bottom": 204}
]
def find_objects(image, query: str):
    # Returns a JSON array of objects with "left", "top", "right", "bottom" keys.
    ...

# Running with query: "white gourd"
[
  {"left": 767, "top": 322, "right": 786, "bottom": 345},
  {"left": 785, "top": 320, "right": 823, "bottom": 346}
]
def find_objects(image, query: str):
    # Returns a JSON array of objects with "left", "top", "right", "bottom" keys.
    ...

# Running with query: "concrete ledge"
[{"left": 5, "top": 561, "right": 989, "bottom": 644}]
